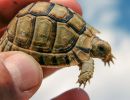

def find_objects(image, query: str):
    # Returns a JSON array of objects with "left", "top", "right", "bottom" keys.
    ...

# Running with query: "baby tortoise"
[{"left": 0, "top": 2, "right": 114, "bottom": 87}]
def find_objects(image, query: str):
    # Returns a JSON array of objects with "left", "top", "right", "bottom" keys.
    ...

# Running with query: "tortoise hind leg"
[{"left": 77, "top": 58, "right": 94, "bottom": 87}]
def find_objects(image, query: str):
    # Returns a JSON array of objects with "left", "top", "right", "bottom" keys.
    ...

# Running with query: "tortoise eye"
[{"left": 98, "top": 46, "right": 105, "bottom": 52}]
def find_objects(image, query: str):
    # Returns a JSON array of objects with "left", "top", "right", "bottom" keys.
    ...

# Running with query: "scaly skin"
[{"left": 78, "top": 58, "right": 94, "bottom": 87}]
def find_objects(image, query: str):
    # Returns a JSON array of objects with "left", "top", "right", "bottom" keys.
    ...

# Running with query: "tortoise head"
[{"left": 90, "top": 37, "right": 114, "bottom": 66}]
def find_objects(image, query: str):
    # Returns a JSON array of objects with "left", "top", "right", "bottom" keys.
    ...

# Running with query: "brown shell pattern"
[{"left": 0, "top": 2, "right": 87, "bottom": 66}]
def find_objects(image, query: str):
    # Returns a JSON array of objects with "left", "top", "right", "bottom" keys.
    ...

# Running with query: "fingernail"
[{"left": 3, "top": 52, "right": 43, "bottom": 92}]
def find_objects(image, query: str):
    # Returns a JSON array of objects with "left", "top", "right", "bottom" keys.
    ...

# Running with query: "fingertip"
[
  {"left": 0, "top": 51, "right": 43, "bottom": 98},
  {"left": 0, "top": 57, "right": 19, "bottom": 99},
  {"left": 52, "top": 88, "right": 90, "bottom": 100}
]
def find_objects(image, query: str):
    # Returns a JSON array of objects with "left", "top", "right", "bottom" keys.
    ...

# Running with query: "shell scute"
[
  {"left": 3, "top": 41, "right": 12, "bottom": 51},
  {"left": 7, "top": 17, "right": 18, "bottom": 42},
  {"left": 30, "top": 16, "right": 56, "bottom": 53},
  {"left": 52, "top": 22, "right": 79, "bottom": 53},
  {"left": 14, "top": 14, "right": 35, "bottom": 49},
  {"left": 49, "top": 4, "right": 73, "bottom": 22},
  {"left": 67, "top": 14, "right": 86, "bottom": 35},
  {"left": 17, "top": 3, "right": 35, "bottom": 17},
  {"left": 0, "top": 37, "right": 8, "bottom": 51},
  {"left": 29, "top": 2, "right": 53, "bottom": 16}
]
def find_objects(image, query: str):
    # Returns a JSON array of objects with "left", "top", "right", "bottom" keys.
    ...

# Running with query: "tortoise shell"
[{"left": 0, "top": 2, "right": 96, "bottom": 67}]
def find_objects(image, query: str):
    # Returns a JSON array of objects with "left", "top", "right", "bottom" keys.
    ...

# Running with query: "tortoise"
[{"left": 0, "top": 1, "right": 114, "bottom": 87}]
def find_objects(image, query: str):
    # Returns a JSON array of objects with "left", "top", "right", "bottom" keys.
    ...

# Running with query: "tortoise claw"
[
  {"left": 103, "top": 54, "right": 115, "bottom": 66},
  {"left": 77, "top": 78, "right": 91, "bottom": 88},
  {"left": 78, "top": 81, "right": 90, "bottom": 88}
]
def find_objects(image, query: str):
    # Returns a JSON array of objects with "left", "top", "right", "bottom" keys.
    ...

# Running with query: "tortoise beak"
[{"left": 102, "top": 54, "right": 115, "bottom": 66}]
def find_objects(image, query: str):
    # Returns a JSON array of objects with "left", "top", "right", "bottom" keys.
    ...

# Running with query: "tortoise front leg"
[{"left": 77, "top": 58, "right": 94, "bottom": 87}]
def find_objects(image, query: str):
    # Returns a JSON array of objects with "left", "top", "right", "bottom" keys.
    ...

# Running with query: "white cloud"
[{"left": 78, "top": 0, "right": 119, "bottom": 29}]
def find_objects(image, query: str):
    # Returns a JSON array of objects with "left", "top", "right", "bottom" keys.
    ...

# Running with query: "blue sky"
[
  {"left": 79, "top": 0, "right": 130, "bottom": 34},
  {"left": 116, "top": 0, "right": 130, "bottom": 33}
]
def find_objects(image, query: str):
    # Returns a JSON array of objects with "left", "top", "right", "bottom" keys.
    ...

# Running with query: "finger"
[
  {"left": 0, "top": 27, "right": 7, "bottom": 37},
  {"left": 0, "top": 51, "right": 43, "bottom": 99},
  {"left": 0, "top": 22, "right": 7, "bottom": 29},
  {"left": 0, "top": 0, "right": 50, "bottom": 22},
  {"left": 0, "top": 58, "right": 20, "bottom": 100},
  {"left": 52, "top": 88, "right": 90, "bottom": 100}
]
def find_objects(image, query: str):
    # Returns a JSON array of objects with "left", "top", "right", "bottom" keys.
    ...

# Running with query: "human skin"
[
  {"left": 0, "top": 51, "right": 90, "bottom": 100},
  {"left": 0, "top": 0, "right": 89, "bottom": 100},
  {"left": 0, "top": 51, "right": 43, "bottom": 100}
]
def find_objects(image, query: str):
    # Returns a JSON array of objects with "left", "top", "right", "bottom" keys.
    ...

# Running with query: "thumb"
[{"left": 0, "top": 51, "right": 43, "bottom": 100}]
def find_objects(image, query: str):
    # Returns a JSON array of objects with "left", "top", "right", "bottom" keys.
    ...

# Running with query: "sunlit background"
[{"left": 31, "top": 0, "right": 130, "bottom": 100}]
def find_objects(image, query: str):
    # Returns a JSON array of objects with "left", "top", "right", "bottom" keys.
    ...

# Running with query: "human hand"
[
  {"left": 0, "top": 51, "right": 90, "bottom": 100},
  {"left": 0, "top": 0, "right": 89, "bottom": 100},
  {"left": 0, "top": 51, "right": 43, "bottom": 100}
]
